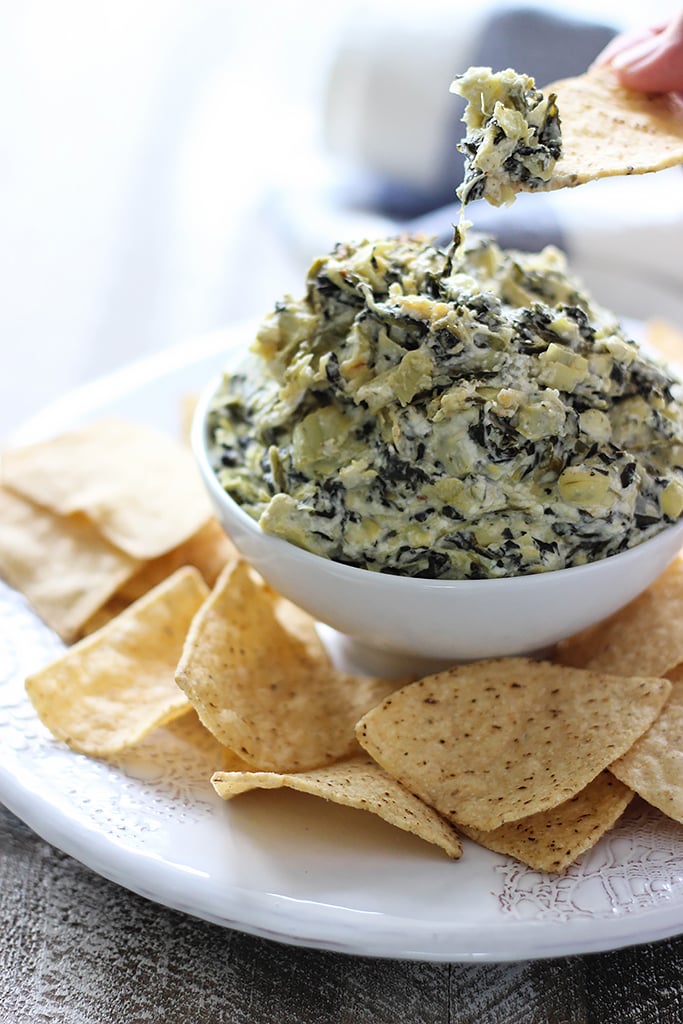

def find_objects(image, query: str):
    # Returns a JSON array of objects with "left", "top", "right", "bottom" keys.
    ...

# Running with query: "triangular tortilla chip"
[
  {"left": 118, "top": 517, "right": 239, "bottom": 601},
  {"left": 80, "top": 518, "right": 240, "bottom": 635},
  {"left": 555, "top": 555, "right": 683, "bottom": 675},
  {"left": 0, "top": 485, "right": 140, "bottom": 641},
  {"left": 460, "top": 772, "right": 633, "bottom": 872},
  {"left": 1, "top": 418, "right": 212, "bottom": 558},
  {"left": 610, "top": 664, "right": 683, "bottom": 822},
  {"left": 175, "top": 561, "right": 397, "bottom": 772},
  {"left": 25, "top": 567, "right": 209, "bottom": 756},
  {"left": 212, "top": 755, "right": 462, "bottom": 858},
  {"left": 356, "top": 658, "right": 670, "bottom": 831},
  {"left": 546, "top": 68, "right": 683, "bottom": 189}
]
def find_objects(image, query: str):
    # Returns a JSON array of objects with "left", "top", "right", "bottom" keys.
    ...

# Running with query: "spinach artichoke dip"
[
  {"left": 450, "top": 67, "right": 562, "bottom": 206},
  {"left": 208, "top": 231, "right": 683, "bottom": 580}
]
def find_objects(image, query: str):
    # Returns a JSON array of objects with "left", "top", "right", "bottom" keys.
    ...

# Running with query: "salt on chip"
[
  {"left": 25, "top": 566, "right": 209, "bottom": 756},
  {"left": 175, "top": 561, "right": 397, "bottom": 772},
  {"left": 459, "top": 772, "right": 633, "bottom": 873},
  {"left": 555, "top": 555, "right": 683, "bottom": 676},
  {"left": 355, "top": 657, "right": 670, "bottom": 832},
  {"left": 1, "top": 418, "right": 212, "bottom": 559},
  {"left": 211, "top": 755, "right": 462, "bottom": 858},
  {"left": 545, "top": 67, "right": 683, "bottom": 189},
  {"left": 610, "top": 664, "right": 683, "bottom": 823},
  {"left": 0, "top": 485, "right": 141, "bottom": 642}
]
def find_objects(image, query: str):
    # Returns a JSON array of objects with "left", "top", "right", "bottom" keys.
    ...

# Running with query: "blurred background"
[{"left": 1, "top": 0, "right": 682, "bottom": 437}]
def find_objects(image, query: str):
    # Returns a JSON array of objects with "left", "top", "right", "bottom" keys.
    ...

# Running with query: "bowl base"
[{"left": 318, "top": 625, "right": 553, "bottom": 679}]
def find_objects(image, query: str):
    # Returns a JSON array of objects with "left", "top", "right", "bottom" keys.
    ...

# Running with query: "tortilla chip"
[
  {"left": 211, "top": 755, "right": 462, "bottom": 858},
  {"left": 646, "top": 319, "right": 683, "bottom": 368},
  {"left": 78, "top": 593, "right": 132, "bottom": 638},
  {"left": 271, "top": 592, "right": 331, "bottom": 666},
  {"left": 355, "top": 658, "right": 670, "bottom": 832},
  {"left": 1, "top": 418, "right": 212, "bottom": 559},
  {"left": 0, "top": 485, "right": 140, "bottom": 642},
  {"left": 80, "top": 518, "right": 240, "bottom": 636},
  {"left": 609, "top": 664, "right": 683, "bottom": 823},
  {"left": 555, "top": 555, "right": 683, "bottom": 676},
  {"left": 175, "top": 561, "right": 397, "bottom": 771},
  {"left": 116, "top": 517, "right": 239, "bottom": 602},
  {"left": 181, "top": 393, "right": 199, "bottom": 445},
  {"left": 25, "top": 567, "right": 209, "bottom": 756},
  {"left": 460, "top": 772, "right": 633, "bottom": 872},
  {"left": 545, "top": 67, "right": 683, "bottom": 189},
  {"left": 116, "top": 708, "right": 230, "bottom": 775}
]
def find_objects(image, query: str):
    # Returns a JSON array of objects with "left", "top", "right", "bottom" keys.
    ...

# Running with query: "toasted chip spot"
[
  {"left": 175, "top": 561, "right": 397, "bottom": 772},
  {"left": 25, "top": 567, "right": 209, "bottom": 756},
  {"left": 1, "top": 418, "right": 212, "bottom": 558},
  {"left": 355, "top": 658, "right": 670, "bottom": 832},
  {"left": 211, "top": 755, "right": 462, "bottom": 858},
  {"left": 460, "top": 772, "right": 633, "bottom": 872}
]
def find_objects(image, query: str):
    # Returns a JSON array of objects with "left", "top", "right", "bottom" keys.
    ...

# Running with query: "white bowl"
[{"left": 193, "top": 375, "right": 683, "bottom": 677}]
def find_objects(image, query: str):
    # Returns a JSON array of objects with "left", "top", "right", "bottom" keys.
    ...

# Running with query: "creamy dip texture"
[
  {"left": 451, "top": 67, "right": 562, "bottom": 206},
  {"left": 208, "top": 231, "right": 683, "bottom": 579}
]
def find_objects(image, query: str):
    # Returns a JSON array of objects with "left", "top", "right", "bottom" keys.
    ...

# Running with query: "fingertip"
[{"left": 590, "top": 24, "right": 664, "bottom": 72}]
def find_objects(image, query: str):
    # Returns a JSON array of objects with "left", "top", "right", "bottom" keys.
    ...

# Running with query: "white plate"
[{"left": 2, "top": 322, "right": 683, "bottom": 963}]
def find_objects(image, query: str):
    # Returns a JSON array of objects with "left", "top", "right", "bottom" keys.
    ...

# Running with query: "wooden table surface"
[{"left": 2, "top": 802, "right": 682, "bottom": 1024}]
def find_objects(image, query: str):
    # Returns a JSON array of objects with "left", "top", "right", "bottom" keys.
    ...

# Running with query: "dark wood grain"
[{"left": 2, "top": 802, "right": 682, "bottom": 1024}]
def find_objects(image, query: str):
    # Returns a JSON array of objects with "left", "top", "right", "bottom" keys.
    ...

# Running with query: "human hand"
[{"left": 593, "top": 12, "right": 683, "bottom": 102}]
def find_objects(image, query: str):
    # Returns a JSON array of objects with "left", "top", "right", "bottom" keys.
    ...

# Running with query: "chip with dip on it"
[
  {"left": 546, "top": 67, "right": 683, "bottom": 190},
  {"left": 451, "top": 65, "right": 683, "bottom": 205},
  {"left": 450, "top": 66, "right": 562, "bottom": 206}
]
